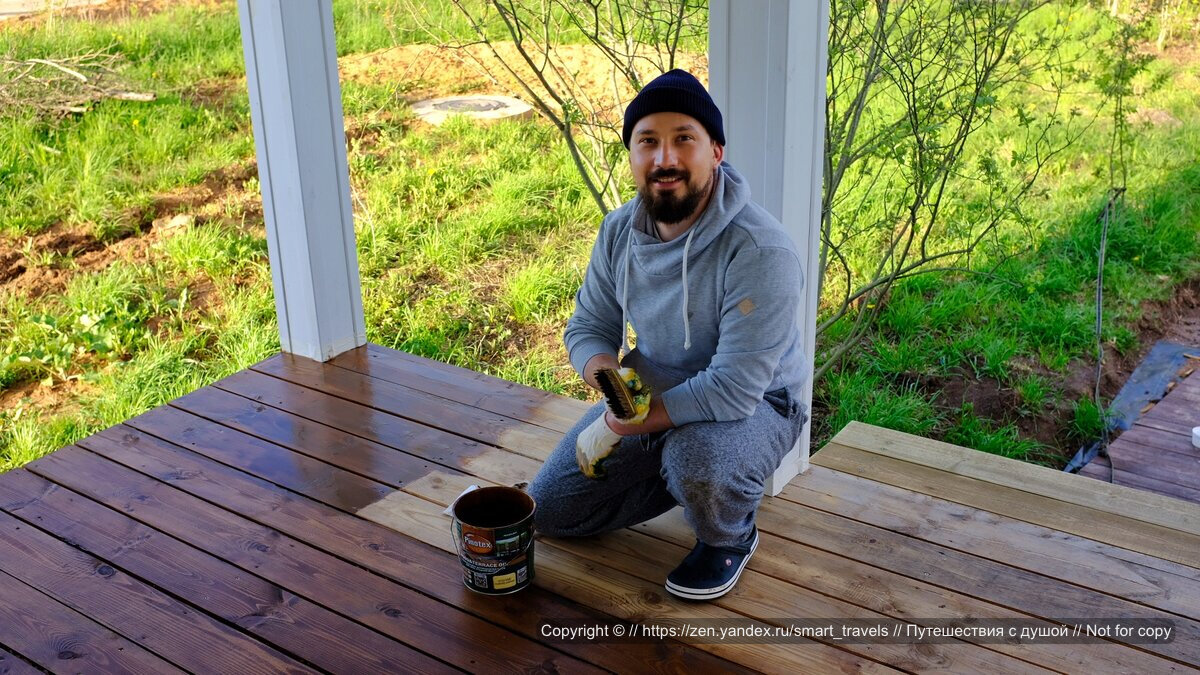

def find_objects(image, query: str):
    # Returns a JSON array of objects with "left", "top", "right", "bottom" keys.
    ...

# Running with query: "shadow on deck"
[{"left": 0, "top": 343, "right": 1197, "bottom": 673}]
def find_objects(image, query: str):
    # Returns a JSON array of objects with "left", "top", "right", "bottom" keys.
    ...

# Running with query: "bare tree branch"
[{"left": 1, "top": 50, "right": 155, "bottom": 118}]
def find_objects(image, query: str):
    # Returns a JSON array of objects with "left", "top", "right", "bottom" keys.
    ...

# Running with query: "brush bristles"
[{"left": 595, "top": 368, "right": 636, "bottom": 419}]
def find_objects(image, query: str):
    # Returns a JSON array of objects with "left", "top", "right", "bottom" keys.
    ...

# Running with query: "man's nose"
[{"left": 655, "top": 142, "right": 679, "bottom": 168}]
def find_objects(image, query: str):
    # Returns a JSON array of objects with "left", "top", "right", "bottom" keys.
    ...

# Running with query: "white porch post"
[
  {"left": 237, "top": 0, "right": 366, "bottom": 361},
  {"left": 710, "top": 0, "right": 829, "bottom": 495}
]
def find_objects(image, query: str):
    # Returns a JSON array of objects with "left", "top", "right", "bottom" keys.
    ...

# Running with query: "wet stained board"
[
  {"left": 1084, "top": 372, "right": 1200, "bottom": 503},
  {"left": 0, "top": 344, "right": 1197, "bottom": 672}
]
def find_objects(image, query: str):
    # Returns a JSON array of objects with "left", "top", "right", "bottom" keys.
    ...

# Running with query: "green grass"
[
  {"left": 820, "top": 371, "right": 940, "bottom": 438},
  {"left": 0, "top": 4, "right": 251, "bottom": 236},
  {"left": 351, "top": 109, "right": 594, "bottom": 393},
  {"left": 1015, "top": 373, "right": 1053, "bottom": 413},
  {"left": 2, "top": 0, "right": 1200, "bottom": 469},
  {"left": 943, "top": 404, "right": 1043, "bottom": 460},
  {"left": 0, "top": 261, "right": 278, "bottom": 468},
  {"left": 815, "top": 3, "right": 1200, "bottom": 461},
  {"left": 1070, "top": 397, "right": 1109, "bottom": 443}
]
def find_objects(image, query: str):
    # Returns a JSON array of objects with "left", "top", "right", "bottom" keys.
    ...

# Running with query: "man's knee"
[
  {"left": 528, "top": 440, "right": 585, "bottom": 537},
  {"left": 662, "top": 422, "right": 743, "bottom": 473},
  {"left": 531, "top": 503, "right": 580, "bottom": 538},
  {"left": 661, "top": 421, "right": 768, "bottom": 496},
  {"left": 528, "top": 474, "right": 581, "bottom": 537}
]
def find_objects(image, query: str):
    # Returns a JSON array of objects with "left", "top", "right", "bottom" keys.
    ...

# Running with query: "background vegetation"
[{"left": 1, "top": 0, "right": 1198, "bottom": 469}]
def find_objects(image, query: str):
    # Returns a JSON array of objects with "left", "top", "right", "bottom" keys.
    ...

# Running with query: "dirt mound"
[{"left": 1, "top": 224, "right": 112, "bottom": 299}]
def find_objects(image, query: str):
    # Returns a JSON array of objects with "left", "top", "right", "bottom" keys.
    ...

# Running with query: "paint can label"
[{"left": 451, "top": 486, "right": 536, "bottom": 595}]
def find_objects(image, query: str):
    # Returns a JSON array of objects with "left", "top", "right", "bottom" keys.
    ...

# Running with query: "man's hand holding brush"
[{"left": 575, "top": 354, "right": 673, "bottom": 478}]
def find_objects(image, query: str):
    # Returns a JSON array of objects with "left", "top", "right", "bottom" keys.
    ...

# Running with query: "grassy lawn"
[{"left": 2, "top": 0, "right": 1199, "bottom": 470}]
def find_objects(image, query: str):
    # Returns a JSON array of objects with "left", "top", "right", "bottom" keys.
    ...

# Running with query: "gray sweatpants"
[{"left": 528, "top": 389, "right": 807, "bottom": 548}]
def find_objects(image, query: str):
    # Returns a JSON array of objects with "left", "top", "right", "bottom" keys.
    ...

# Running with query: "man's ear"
[{"left": 712, "top": 141, "right": 725, "bottom": 164}]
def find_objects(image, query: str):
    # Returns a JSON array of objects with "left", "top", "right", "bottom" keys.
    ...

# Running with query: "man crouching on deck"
[{"left": 528, "top": 69, "right": 809, "bottom": 601}]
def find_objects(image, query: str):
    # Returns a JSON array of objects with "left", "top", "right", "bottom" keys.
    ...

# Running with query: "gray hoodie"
[{"left": 565, "top": 162, "right": 808, "bottom": 425}]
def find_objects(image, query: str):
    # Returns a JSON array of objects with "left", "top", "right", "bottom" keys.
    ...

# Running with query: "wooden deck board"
[
  {"left": 1080, "top": 453, "right": 1200, "bottom": 502},
  {"left": 1, "top": 344, "right": 1198, "bottom": 671},
  {"left": 1117, "top": 424, "right": 1200, "bottom": 458},
  {"left": 633, "top": 507, "right": 1182, "bottom": 674},
  {"left": 829, "top": 421, "right": 1200, "bottom": 537},
  {"left": 0, "top": 507, "right": 309, "bottom": 675},
  {"left": 815, "top": 441, "right": 1200, "bottom": 569},
  {"left": 0, "top": 647, "right": 39, "bottom": 675},
  {"left": 213, "top": 368, "right": 541, "bottom": 487},
  {"left": 329, "top": 343, "right": 587, "bottom": 433},
  {"left": 0, "top": 468, "right": 443, "bottom": 674},
  {"left": 27, "top": 446, "right": 549, "bottom": 674},
  {"left": 265, "top": 355, "right": 1189, "bottom": 672},
  {"left": 195, "top": 366, "right": 887, "bottom": 672},
  {"left": 0, "top": 560, "right": 185, "bottom": 674},
  {"left": 1098, "top": 438, "right": 1200, "bottom": 489},
  {"left": 783, "top": 465, "right": 1200, "bottom": 620},
  {"left": 1091, "top": 372, "right": 1200, "bottom": 502},
  {"left": 116, "top": 406, "right": 741, "bottom": 674},
  {"left": 253, "top": 354, "right": 560, "bottom": 463}
]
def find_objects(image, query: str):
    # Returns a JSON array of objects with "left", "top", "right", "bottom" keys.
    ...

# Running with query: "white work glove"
[
  {"left": 576, "top": 367, "right": 652, "bottom": 479},
  {"left": 576, "top": 414, "right": 623, "bottom": 479}
]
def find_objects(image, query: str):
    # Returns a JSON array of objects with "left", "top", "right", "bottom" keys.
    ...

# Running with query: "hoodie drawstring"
[
  {"left": 622, "top": 223, "right": 696, "bottom": 355},
  {"left": 621, "top": 232, "right": 632, "bottom": 357},
  {"left": 680, "top": 225, "right": 696, "bottom": 351}
]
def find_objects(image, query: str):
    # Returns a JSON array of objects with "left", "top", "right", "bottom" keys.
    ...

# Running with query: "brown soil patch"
[
  {"left": 929, "top": 371, "right": 1020, "bottom": 421},
  {"left": 1091, "top": 277, "right": 1200, "bottom": 403},
  {"left": 1154, "top": 41, "right": 1200, "bottom": 68},
  {"left": 3, "top": 0, "right": 228, "bottom": 25},
  {"left": 911, "top": 276, "right": 1200, "bottom": 465},
  {"left": 1, "top": 223, "right": 111, "bottom": 299},
  {"left": 0, "top": 158, "right": 255, "bottom": 417},
  {"left": 179, "top": 76, "right": 241, "bottom": 113},
  {"left": 1151, "top": 277, "right": 1200, "bottom": 346},
  {"left": 0, "top": 159, "right": 259, "bottom": 301},
  {"left": 1127, "top": 107, "right": 1183, "bottom": 129},
  {"left": 455, "top": 253, "right": 590, "bottom": 399},
  {"left": 338, "top": 42, "right": 708, "bottom": 124},
  {"left": 142, "top": 159, "right": 260, "bottom": 228},
  {"left": 0, "top": 374, "right": 95, "bottom": 421}
]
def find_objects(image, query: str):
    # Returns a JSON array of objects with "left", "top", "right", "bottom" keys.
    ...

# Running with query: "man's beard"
[{"left": 640, "top": 169, "right": 710, "bottom": 225}]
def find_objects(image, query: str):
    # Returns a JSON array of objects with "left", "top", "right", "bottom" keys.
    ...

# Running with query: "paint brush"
[{"left": 594, "top": 367, "right": 638, "bottom": 420}]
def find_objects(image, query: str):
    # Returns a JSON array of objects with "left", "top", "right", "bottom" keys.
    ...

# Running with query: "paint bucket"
[{"left": 451, "top": 486, "right": 536, "bottom": 595}]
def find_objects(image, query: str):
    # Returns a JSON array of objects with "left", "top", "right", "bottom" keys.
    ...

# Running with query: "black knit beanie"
[{"left": 622, "top": 69, "right": 725, "bottom": 149}]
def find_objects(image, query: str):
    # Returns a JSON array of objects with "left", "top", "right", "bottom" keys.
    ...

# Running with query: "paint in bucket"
[{"left": 451, "top": 486, "right": 536, "bottom": 594}]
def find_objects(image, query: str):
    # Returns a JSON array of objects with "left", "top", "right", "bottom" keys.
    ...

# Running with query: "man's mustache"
[{"left": 648, "top": 169, "right": 690, "bottom": 182}]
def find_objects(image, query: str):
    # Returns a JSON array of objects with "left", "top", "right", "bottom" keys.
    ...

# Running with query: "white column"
[
  {"left": 710, "top": 0, "right": 829, "bottom": 495},
  {"left": 237, "top": 0, "right": 366, "bottom": 361}
]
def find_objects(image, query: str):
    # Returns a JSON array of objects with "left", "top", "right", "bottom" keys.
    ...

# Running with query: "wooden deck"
[
  {"left": 1080, "top": 369, "right": 1200, "bottom": 502},
  {"left": 0, "top": 344, "right": 1198, "bottom": 673}
]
